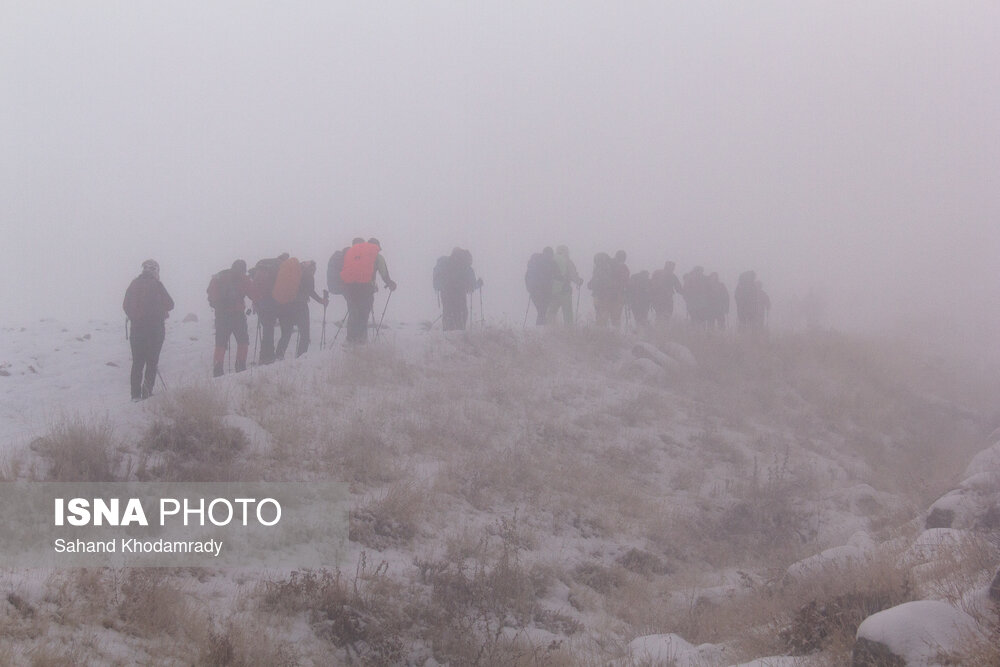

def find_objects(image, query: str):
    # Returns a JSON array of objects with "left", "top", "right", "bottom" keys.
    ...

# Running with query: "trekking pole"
[
  {"left": 428, "top": 312, "right": 442, "bottom": 329},
  {"left": 374, "top": 291, "right": 393, "bottom": 342},
  {"left": 157, "top": 369, "right": 168, "bottom": 392},
  {"left": 522, "top": 297, "right": 530, "bottom": 328},
  {"left": 125, "top": 318, "right": 130, "bottom": 341},
  {"left": 253, "top": 318, "right": 261, "bottom": 366},
  {"left": 333, "top": 308, "right": 346, "bottom": 343},
  {"left": 479, "top": 285, "right": 485, "bottom": 327},
  {"left": 320, "top": 290, "right": 328, "bottom": 350}
]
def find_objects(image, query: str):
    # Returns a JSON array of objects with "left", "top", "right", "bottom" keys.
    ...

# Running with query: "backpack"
[
  {"left": 207, "top": 269, "right": 242, "bottom": 310},
  {"left": 327, "top": 250, "right": 346, "bottom": 295},
  {"left": 251, "top": 257, "right": 282, "bottom": 297},
  {"left": 272, "top": 258, "right": 303, "bottom": 305},
  {"left": 432, "top": 256, "right": 450, "bottom": 292},
  {"left": 340, "top": 242, "right": 379, "bottom": 285},
  {"left": 525, "top": 253, "right": 547, "bottom": 293}
]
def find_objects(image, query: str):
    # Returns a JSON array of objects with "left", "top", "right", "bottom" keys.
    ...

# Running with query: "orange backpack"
[
  {"left": 340, "top": 242, "right": 379, "bottom": 285},
  {"left": 272, "top": 258, "right": 303, "bottom": 304}
]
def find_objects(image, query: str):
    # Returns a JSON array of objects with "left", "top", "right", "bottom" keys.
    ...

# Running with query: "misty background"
[{"left": 2, "top": 2, "right": 997, "bottom": 350}]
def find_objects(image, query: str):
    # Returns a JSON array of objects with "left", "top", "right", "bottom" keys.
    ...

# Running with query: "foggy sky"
[{"left": 3, "top": 2, "right": 998, "bottom": 344}]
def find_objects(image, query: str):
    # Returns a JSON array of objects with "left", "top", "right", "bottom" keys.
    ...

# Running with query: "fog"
[{"left": 3, "top": 2, "right": 998, "bottom": 346}]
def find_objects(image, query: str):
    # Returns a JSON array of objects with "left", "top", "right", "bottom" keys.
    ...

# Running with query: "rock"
[
  {"left": 628, "top": 633, "right": 726, "bottom": 666},
  {"left": 852, "top": 600, "right": 980, "bottom": 666},
  {"left": 182, "top": 313, "right": 199, "bottom": 323},
  {"left": 631, "top": 342, "right": 679, "bottom": 372},
  {"left": 660, "top": 340, "right": 697, "bottom": 368},
  {"left": 925, "top": 506, "right": 955, "bottom": 529},
  {"left": 990, "top": 569, "right": 1000, "bottom": 603},
  {"left": 105, "top": 361, "right": 119, "bottom": 368}
]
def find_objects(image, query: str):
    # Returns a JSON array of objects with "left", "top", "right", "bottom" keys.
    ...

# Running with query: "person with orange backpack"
[
  {"left": 207, "top": 259, "right": 262, "bottom": 377},
  {"left": 123, "top": 259, "right": 174, "bottom": 400},
  {"left": 340, "top": 237, "right": 396, "bottom": 344},
  {"left": 275, "top": 259, "right": 328, "bottom": 358}
]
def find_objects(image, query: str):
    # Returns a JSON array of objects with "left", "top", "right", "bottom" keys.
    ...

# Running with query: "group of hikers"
[
  {"left": 525, "top": 247, "right": 771, "bottom": 331},
  {"left": 121, "top": 240, "right": 769, "bottom": 401}
]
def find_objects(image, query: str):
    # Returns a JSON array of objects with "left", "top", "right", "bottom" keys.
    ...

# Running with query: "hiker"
[
  {"left": 207, "top": 259, "right": 262, "bottom": 377},
  {"left": 626, "top": 270, "right": 653, "bottom": 327},
  {"left": 709, "top": 272, "right": 730, "bottom": 329},
  {"left": 650, "top": 261, "right": 683, "bottom": 324},
  {"left": 435, "top": 247, "right": 482, "bottom": 331},
  {"left": 734, "top": 270, "right": 760, "bottom": 330},
  {"left": 682, "top": 266, "right": 712, "bottom": 327},
  {"left": 525, "top": 248, "right": 558, "bottom": 326},
  {"left": 275, "top": 259, "right": 328, "bottom": 358},
  {"left": 340, "top": 237, "right": 396, "bottom": 344},
  {"left": 588, "top": 252, "right": 615, "bottom": 326},
  {"left": 608, "top": 250, "right": 630, "bottom": 328},
  {"left": 122, "top": 259, "right": 174, "bottom": 400},
  {"left": 248, "top": 252, "right": 289, "bottom": 365},
  {"left": 547, "top": 245, "right": 583, "bottom": 325}
]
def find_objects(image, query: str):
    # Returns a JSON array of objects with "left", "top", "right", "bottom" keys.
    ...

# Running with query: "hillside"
[{"left": 1, "top": 317, "right": 998, "bottom": 665}]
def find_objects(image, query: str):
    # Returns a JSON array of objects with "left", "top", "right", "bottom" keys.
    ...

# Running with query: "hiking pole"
[
  {"left": 320, "top": 290, "right": 328, "bottom": 350},
  {"left": 374, "top": 291, "right": 393, "bottom": 342},
  {"left": 333, "top": 307, "right": 346, "bottom": 343},
  {"left": 157, "top": 369, "right": 168, "bottom": 392},
  {"left": 125, "top": 318, "right": 130, "bottom": 341},
  {"left": 253, "top": 318, "right": 261, "bottom": 366},
  {"left": 479, "top": 285, "right": 485, "bottom": 327}
]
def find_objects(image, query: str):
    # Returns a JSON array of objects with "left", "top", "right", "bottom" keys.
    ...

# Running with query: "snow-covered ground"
[{"left": 1, "top": 315, "right": 998, "bottom": 665}]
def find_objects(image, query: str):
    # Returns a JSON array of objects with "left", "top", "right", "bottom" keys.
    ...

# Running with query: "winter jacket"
[{"left": 123, "top": 274, "right": 174, "bottom": 327}]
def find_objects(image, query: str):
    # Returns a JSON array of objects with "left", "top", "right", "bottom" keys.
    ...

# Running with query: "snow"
[
  {"left": 627, "top": 633, "right": 727, "bottom": 666},
  {"left": 855, "top": 600, "right": 980, "bottom": 666}
]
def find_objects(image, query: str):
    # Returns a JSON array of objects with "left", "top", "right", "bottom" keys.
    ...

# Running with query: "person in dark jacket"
[
  {"left": 525, "top": 248, "right": 558, "bottom": 326},
  {"left": 275, "top": 260, "right": 328, "bottom": 358},
  {"left": 650, "top": 261, "right": 683, "bottom": 324},
  {"left": 437, "top": 248, "right": 482, "bottom": 331},
  {"left": 626, "top": 270, "right": 653, "bottom": 326},
  {"left": 207, "top": 259, "right": 262, "bottom": 376},
  {"left": 123, "top": 259, "right": 174, "bottom": 400}
]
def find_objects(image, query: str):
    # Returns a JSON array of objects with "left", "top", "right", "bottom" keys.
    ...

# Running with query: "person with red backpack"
[
  {"left": 123, "top": 259, "right": 174, "bottom": 400},
  {"left": 248, "top": 252, "right": 289, "bottom": 365},
  {"left": 340, "top": 237, "right": 396, "bottom": 344},
  {"left": 207, "top": 259, "right": 262, "bottom": 377},
  {"left": 275, "top": 259, "right": 328, "bottom": 358}
]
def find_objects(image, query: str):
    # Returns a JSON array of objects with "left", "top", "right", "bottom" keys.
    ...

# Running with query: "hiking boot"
[
  {"left": 213, "top": 363, "right": 223, "bottom": 378},
  {"left": 235, "top": 361, "right": 246, "bottom": 373}
]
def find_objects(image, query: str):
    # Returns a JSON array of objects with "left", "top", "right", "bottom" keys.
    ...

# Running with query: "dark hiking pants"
[
  {"left": 129, "top": 321, "right": 165, "bottom": 399},
  {"left": 276, "top": 301, "right": 310, "bottom": 358},
  {"left": 257, "top": 302, "right": 278, "bottom": 364},
  {"left": 441, "top": 289, "right": 468, "bottom": 331},
  {"left": 343, "top": 283, "right": 374, "bottom": 344}
]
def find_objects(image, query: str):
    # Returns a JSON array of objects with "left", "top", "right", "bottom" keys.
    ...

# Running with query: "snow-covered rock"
[
  {"left": 627, "top": 633, "right": 726, "bottom": 666},
  {"left": 853, "top": 600, "right": 980, "bottom": 666},
  {"left": 631, "top": 342, "right": 681, "bottom": 373},
  {"left": 786, "top": 543, "right": 870, "bottom": 580}
]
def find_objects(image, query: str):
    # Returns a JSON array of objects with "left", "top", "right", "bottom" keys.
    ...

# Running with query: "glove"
[{"left": 386, "top": 280, "right": 397, "bottom": 292}]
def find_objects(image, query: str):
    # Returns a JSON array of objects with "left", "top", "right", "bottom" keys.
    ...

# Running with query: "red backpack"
[{"left": 340, "top": 242, "right": 379, "bottom": 285}]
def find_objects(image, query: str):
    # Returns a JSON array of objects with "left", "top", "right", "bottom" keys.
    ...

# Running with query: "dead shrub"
[
  {"left": 350, "top": 483, "right": 427, "bottom": 551},
  {"left": 200, "top": 619, "right": 299, "bottom": 666},
  {"left": 138, "top": 389, "right": 249, "bottom": 482},
  {"left": 29, "top": 416, "right": 126, "bottom": 482},
  {"left": 117, "top": 569, "right": 196, "bottom": 638},
  {"left": 616, "top": 548, "right": 673, "bottom": 578},
  {"left": 258, "top": 555, "right": 409, "bottom": 665},
  {"left": 571, "top": 562, "right": 626, "bottom": 595}
]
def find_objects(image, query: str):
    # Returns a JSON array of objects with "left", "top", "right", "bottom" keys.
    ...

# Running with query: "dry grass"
[
  {"left": 28, "top": 416, "right": 127, "bottom": 482},
  {"left": 137, "top": 385, "right": 251, "bottom": 482}
]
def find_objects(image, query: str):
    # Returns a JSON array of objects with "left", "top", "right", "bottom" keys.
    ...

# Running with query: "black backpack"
[{"left": 327, "top": 249, "right": 346, "bottom": 295}]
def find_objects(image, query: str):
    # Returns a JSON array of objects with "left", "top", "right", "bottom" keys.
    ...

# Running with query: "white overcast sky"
[{"left": 2, "top": 2, "right": 998, "bottom": 340}]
